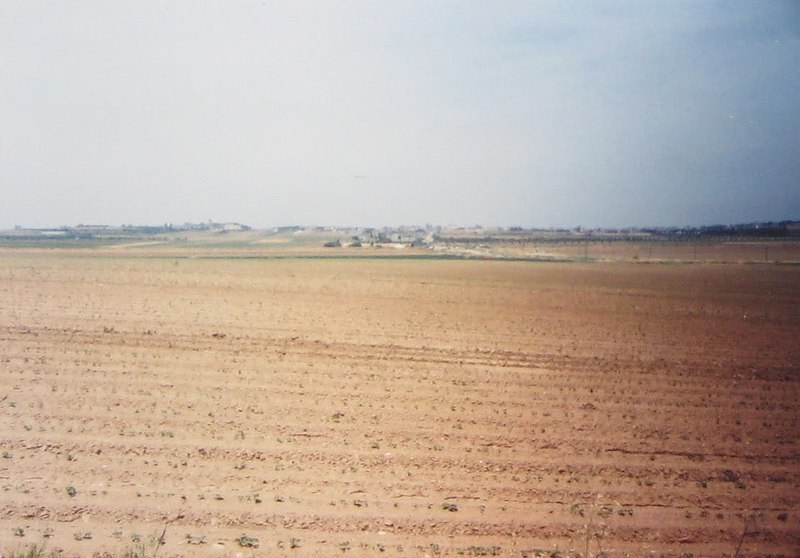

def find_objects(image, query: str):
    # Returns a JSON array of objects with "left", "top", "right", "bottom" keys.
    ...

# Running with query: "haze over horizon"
[{"left": 2, "top": 2, "right": 799, "bottom": 230}]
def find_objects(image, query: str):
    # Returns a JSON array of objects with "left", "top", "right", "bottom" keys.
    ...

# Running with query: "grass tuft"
[{"left": 5, "top": 544, "right": 47, "bottom": 558}]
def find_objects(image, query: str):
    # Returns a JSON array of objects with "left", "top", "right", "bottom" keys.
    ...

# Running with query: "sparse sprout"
[
  {"left": 186, "top": 534, "right": 207, "bottom": 545},
  {"left": 236, "top": 534, "right": 259, "bottom": 548}
]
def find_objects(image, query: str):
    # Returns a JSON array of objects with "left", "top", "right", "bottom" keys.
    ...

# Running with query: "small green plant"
[
  {"left": 466, "top": 546, "right": 501, "bottom": 556},
  {"left": 185, "top": 534, "right": 207, "bottom": 545},
  {"left": 597, "top": 505, "right": 613, "bottom": 518},
  {"left": 122, "top": 525, "right": 165, "bottom": 558},
  {"left": 120, "top": 548, "right": 144, "bottom": 558},
  {"left": 73, "top": 531, "right": 92, "bottom": 540},
  {"left": 12, "top": 526, "right": 25, "bottom": 537},
  {"left": 236, "top": 534, "right": 259, "bottom": 548},
  {"left": 65, "top": 486, "right": 77, "bottom": 497},
  {"left": 2, "top": 451, "right": 12, "bottom": 459},
  {"left": 441, "top": 501, "right": 459, "bottom": 512}
]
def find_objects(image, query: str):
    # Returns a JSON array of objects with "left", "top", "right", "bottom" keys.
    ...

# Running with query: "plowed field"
[{"left": 1, "top": 252, "right": 798, "bottom": 557}]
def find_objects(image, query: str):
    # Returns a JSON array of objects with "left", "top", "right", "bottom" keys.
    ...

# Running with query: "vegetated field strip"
[
  {"left": 0, "top": 252, "right": 798, "bottom": 557},
  {"left": 3, "top": 235, "right": 800, "bottom": 264},
  {"left": 506, "top": 240, "right": 800, "bottom": 263}
]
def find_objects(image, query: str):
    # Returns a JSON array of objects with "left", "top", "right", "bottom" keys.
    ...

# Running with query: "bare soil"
[{"left": 0, "top": 251, "right": 798, "bottom": 557}]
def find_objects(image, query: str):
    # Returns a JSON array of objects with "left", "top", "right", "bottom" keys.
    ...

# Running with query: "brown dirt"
[{"left": 0, "top": 252, "right": 798, "bottom": 557}]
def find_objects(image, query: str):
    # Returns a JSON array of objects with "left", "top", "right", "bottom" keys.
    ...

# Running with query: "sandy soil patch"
[{"left": 0, "top": 254, "right": 798, "bottom": 556}]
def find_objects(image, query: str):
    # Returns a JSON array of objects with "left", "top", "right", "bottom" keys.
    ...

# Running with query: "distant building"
[{"left": 222, "top": 223, "right": 249, "bottom": 231}]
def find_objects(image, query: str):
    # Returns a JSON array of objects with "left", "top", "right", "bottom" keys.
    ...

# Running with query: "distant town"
[{"left": 2, "top": 219, "right": 799, "bottom": 248}]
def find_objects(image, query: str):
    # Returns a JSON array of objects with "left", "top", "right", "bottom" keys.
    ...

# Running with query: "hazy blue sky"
[{"left": 2, "top": 1, "right": 798, "bottom": 229}]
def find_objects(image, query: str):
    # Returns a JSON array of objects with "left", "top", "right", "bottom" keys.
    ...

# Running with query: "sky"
[{"left": 1, "top": 1, "right": 799, "bottom": 229}]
